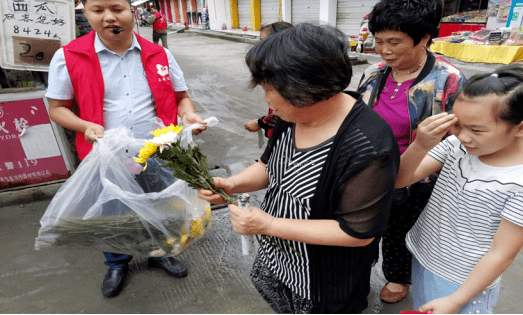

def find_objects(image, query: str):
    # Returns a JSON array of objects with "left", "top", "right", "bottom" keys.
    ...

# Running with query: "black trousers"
[
  {"left": 153, "top": 31, "right": 168, "bottom": 48},
  {"left": 381, "top": 182, "right": 434, "bottom": 284}
]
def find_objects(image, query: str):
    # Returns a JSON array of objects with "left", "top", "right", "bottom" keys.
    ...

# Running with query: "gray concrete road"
[{"left": 0, "top": 26, "right": 522, "bottom": 313}]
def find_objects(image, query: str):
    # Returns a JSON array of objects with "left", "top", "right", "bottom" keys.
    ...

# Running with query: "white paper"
[
  {"left": 242, "top": 235, "right": 255, "bottom": 255},
  {"left": 19, "top": 124, "right": 61, "bottom": 160},
  {"left": 509, "top": 4, "right": 523, "bottom": 28}
]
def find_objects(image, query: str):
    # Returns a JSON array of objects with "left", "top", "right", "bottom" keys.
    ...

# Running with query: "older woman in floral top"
[{"left": 357, "top": 0, "right": 467, "bottom": 304}]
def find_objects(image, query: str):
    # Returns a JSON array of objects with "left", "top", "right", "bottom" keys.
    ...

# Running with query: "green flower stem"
[{"left": 215, "top": 187, "right": 237, "bottom": 206}]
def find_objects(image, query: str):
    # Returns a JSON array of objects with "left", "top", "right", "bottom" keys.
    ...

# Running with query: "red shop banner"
[{"left": 0, "top": 92, "right": 71, "bottom": 189}]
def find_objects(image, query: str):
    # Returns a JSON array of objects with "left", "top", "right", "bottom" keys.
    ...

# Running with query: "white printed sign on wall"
[{"left": 0, "top": 0, "right": 75, "bottom": 71}]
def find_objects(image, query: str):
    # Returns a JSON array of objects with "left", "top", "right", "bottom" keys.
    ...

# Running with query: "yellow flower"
[
  {"left": 139, "top": 142, "right": 158, "bottom": 159},
  {"left": 151, "top": 124, "right": 183, "bottom": 137},
  {"left": 204, "top": 205, "right": 211, "bottom": 222},
  {"left": 133, "top": 142, "right": 157, "bottom": 170},
  {"left": 179, "top": 234, "right": 188, "bottom": 244},
  {"left": 166, "top": 238, "right": 176, "bottom": 245},
  {"left": 189, "top": 218, "right": 203, "bottom": 238},
  {"left": 134, "top": 157, "right": 147, "bottom": 164}
]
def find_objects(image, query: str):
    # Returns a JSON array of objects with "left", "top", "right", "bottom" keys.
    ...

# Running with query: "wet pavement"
[{"left": 0, "top": 26, "right": 522, "bottom": 313}]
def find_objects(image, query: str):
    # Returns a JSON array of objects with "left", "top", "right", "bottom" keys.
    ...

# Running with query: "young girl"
[
  {"left": 243, "top": 21, "right": 293, "bottom": 138},
  {"left": 396, "top": 64, "right": 523, "bottom": 314}
]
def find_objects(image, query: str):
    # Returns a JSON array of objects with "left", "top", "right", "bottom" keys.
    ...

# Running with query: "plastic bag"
[{"left": 35, "top": 118, "right": 217, "bottom": 257}]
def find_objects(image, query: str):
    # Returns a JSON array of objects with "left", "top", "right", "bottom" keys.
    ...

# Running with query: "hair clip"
[{"left": 491, "top": 73, "right": 499, "bottom": 78}]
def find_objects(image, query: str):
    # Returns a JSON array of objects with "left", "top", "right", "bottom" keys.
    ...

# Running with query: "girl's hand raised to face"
[{"left": 415, "top": 113, "right": 458, "bottom": 152}]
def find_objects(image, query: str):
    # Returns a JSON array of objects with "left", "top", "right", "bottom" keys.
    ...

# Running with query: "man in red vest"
[
  {"left": 46, "top": 0, "right": 207, "bottom": 298},
  {"left": 149, "top": 6, "right": 168, "bottom": 48}
]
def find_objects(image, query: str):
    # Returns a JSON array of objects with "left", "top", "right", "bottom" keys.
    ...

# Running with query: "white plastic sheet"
[{"left": 35, "top": 119, "right": 217, "bottom": 257}]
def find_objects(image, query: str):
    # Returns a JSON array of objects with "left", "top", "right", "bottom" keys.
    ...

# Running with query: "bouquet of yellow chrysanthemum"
[
  {"left": 35, "top": 123, "right": 213, "bottom": 257},
  {"left": 135, "top": 121, "right": 300, "bottom": 261},
  {"left": 133, "top": 122, "right": 235, "bottom": 205}
]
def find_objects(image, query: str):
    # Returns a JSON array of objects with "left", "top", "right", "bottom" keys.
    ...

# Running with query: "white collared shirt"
[{"left": 46, "top": 33, "right": 187, "bottom": 139}]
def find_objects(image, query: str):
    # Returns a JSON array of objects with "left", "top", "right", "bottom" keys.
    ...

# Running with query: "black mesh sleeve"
[{"left": 336, "top": 156, "right": 396, "bottom": 240}]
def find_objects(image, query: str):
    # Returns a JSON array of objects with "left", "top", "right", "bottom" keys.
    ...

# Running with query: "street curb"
[
  {"left": 184, "top": 29, "right": 261, "bottom": 45},
  {"left": 0, "top": 180, "right": 64, "bottom": 207},
  {"left": 181, "top": 29, "right": 369, "bottom": 65},
  {"left": 168, "top": 25, "right": 497, "bottom": 73}
]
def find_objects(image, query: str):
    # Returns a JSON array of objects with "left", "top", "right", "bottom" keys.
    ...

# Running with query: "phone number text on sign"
[{"left": 1, "top": 0, "right": 72, "bottom": 68}]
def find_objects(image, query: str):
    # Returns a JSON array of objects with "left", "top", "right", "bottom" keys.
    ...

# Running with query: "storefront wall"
[
  {"left": 208, "top": 0, "right": 231, "bottom": 29},
  {"left": 238, "top": 0, "right": 251, "bottom": 29},
  {"left": 261, "top": 0, "right": 280, "bottom": 25},
  {"left": 172, "top": 0, "right": 182, "bottom": 24},
  {"left": 336, "top": 0, "right": 377, "bottom": 38},
  {"left": 291, "top": 0, "right": 320, "bottom": 24},
  {"left": 160, "top": 0, "right": 173, "bottom": 23},
  {"left": 184, "top": 0, "right": 199, "bottom": 24},
  {"left": 185, "top": 0, "right": 193, "bottom": 24},
  {"left": 207, "top": 0, "right": 496, "bottom": 33},
  {"left": 178, "top": 0, "right": 186, "bottom": 23}
]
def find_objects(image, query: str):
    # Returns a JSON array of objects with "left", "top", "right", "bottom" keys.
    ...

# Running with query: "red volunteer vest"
[
  {"left": 153, "top": 12, "right": 167, "bottom": 31},
  {"left": 63, "top": 31, "right": 178, "bottom": 160}
]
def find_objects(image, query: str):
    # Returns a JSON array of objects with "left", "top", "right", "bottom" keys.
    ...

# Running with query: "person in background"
[
  {"left": 243, "top": 21, "right": 293, "bottom": 139},
  {"left": 397, "top": 64, "right": 523, "bottom": 314},
  {"left": 75, "top": 0, "right": 93, "bottom": 38},
  {"left": 149, "top": 6, "right": 168, "bottom": 48},
  {"left": 143, "top": 8, "right": 151, "bottom": 21},
  {"left": 46, "top": 0, "right": 206, "bottom": 298},
  {"left": 357, "top": 0, "right": 467, "bottom": 304},
  {"left": 199, "top": 23, "right": 400, "bottom": 313}
]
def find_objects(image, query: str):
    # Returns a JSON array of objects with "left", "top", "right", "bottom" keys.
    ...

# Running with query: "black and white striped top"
[
  {"left": 259, "top": 126, "right": 333, "bottom": 300},
  {"left": 406, "top": 135, "right": 523, "bottom": 289}
]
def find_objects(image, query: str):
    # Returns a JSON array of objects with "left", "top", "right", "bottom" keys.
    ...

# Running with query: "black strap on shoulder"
[{"left": 260, "top": 119, "right": 292, "bottom": 164}]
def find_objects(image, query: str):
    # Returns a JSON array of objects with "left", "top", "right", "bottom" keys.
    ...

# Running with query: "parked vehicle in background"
[{"left": 138, "top": 14, "right": 149, "bottom": 27}]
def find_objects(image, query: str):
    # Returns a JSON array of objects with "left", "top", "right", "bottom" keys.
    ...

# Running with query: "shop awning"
[{"left": 131, "top": 0, "right": 148, "bottom": 6}]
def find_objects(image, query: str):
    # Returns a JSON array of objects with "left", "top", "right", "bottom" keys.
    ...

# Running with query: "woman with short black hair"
[
  {"left": 357, "top": 0, "right": 467, "bottom": 304},
  {"left": 199, "top": 23, "right": 400, "bottom": 313}
]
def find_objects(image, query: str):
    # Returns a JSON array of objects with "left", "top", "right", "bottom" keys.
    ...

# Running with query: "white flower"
[{"left": 150, "top": 131, "right": 179, "bottom": 153}]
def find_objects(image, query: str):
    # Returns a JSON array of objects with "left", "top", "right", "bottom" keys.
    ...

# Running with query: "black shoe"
[
  {"left": 148, "top": 257, "right": 188, "bottom": 278},
  {"left": 101, "top": 266, "right": 128, "bottom": 297}
]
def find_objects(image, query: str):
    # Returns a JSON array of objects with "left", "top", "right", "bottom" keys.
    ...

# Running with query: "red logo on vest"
[{"left": 157, "top": 64, "right": 169, "bottom": 82}]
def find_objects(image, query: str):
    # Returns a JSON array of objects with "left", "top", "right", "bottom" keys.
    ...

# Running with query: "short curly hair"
[
  {"left": 246, "top": 23, "right": 352, "bottom": 108},
  {"left": 368, "top": 0, "right": 442, "bottom": 47}
]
